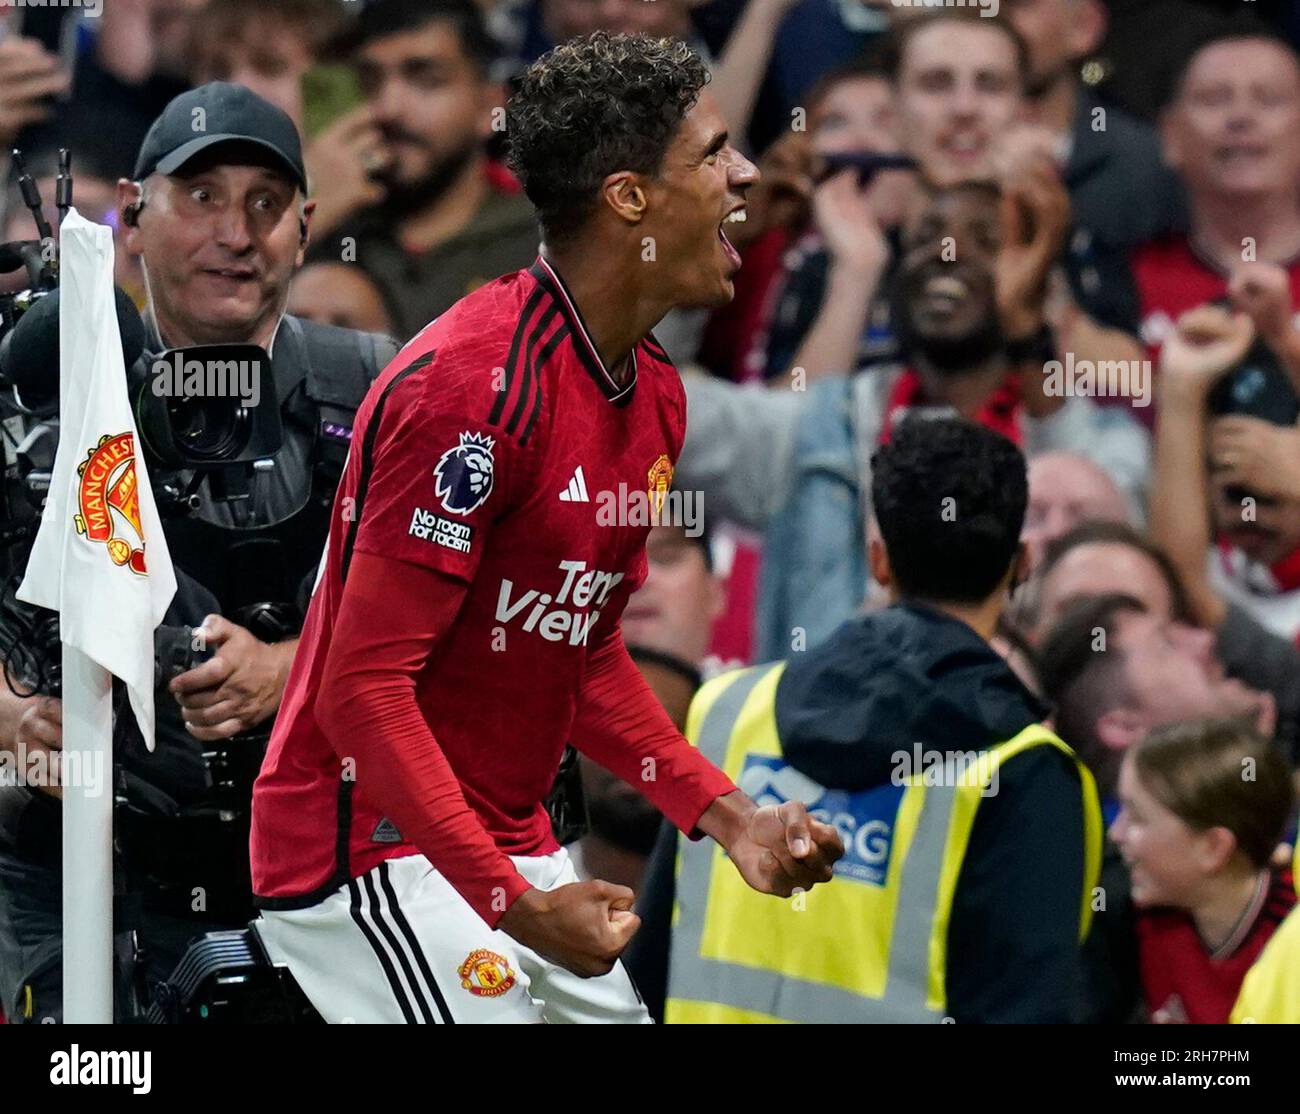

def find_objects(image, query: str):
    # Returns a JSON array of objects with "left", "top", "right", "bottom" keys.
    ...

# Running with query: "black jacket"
[
  {"left": 627, "top": 603, "right": 1090, "bottom": 1023},
  {"left": 0, "top": 316, "right": 397, "bottom": 916}
]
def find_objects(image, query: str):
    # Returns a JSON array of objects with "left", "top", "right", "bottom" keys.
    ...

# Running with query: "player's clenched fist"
[
  {"left": 498, "top": 880, "right": 641, "bottom": 978},
  {"left": 727, "top": 799, "right": 844, "bottom": 898}
]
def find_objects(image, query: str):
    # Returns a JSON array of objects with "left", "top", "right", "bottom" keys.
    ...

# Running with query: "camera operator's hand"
[
  {"left": 169, "top": 615, "right": 296, "bottom": 741},
  {"left": 14, "top": 695, "right": 63, "bottom": 800},
  {"left": 1209, "top": 415, "right": 1300, "bottom": 503},
  {"left": 0, "top": 35, "right": 71, "bottom": 146}
]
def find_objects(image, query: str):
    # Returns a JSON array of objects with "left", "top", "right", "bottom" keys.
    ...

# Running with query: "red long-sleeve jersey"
[{"left": 249, "top": 257, "right": 736, "bottom": 924}]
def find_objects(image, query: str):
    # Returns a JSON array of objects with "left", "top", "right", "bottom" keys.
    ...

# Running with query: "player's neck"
[{"left": 543, "top": 243, "right": 672, "bottom": 385}]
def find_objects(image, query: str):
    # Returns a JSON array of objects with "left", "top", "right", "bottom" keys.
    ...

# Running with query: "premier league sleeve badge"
[{"left": 433, "top": 431, "right": 496, "bottom": 515}]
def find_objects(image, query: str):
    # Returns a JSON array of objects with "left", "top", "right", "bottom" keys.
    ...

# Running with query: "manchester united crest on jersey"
[{"left": 647, "top": 453, "right": 673, "bottom": 517}]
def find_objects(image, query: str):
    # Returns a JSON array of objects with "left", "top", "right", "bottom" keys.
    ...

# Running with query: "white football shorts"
[{"left": 254, "top": 848, "right": 651, "bottom": 1024}]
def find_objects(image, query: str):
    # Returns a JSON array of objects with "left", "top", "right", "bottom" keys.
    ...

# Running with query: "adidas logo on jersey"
[
  {"left": 496, "top": 559, "right": 625, "bottom": 645},
  {"left": 371, "top": 818, "right": 403, "bottom": 844},
  {"left": 558, "top": 466, "right": 589, "bottom": 503}
]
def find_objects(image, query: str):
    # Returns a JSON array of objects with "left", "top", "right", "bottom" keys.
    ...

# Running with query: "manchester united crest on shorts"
[{"left": 458, "top": 948, "right": 516, "bottom": 997}]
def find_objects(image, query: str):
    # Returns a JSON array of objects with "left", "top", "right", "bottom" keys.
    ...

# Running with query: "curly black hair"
[
  {"left": 871, "top": 417, "right": 1027, "bottom": 605},
  {"left": 506, "top": 32, "right": 709, "bottom": 245}
]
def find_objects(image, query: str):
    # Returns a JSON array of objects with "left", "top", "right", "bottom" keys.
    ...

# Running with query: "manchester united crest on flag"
[
  {"left": 17, "top": 210, "right": 175, "bottom": 755},
  {"left": 74, "top": 431, "right": 148, "bottom": 574}
]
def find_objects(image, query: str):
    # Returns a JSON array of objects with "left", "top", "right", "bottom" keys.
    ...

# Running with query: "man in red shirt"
[
  {"left": 250, "top": 32, "right": 843, "bottom": 1024},
  {"left": 1132, "top": 26, "right": 1300, "bottom": 360},
  {"left": 1135, "top": 27, "right": 1300, "bottom": 644}
]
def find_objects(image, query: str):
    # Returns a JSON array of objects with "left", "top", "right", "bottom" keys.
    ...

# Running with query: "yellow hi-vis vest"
[{"left": 665, "top": 662, "right": 1103, "bottom": 1024}]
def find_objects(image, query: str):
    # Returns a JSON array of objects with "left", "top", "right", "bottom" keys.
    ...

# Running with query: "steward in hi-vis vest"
[{"left": 664, "top": 603, "right": 1103, "bottom": 1024}]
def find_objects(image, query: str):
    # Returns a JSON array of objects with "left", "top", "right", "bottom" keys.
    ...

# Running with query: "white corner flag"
[
  {"left": 16, "top": 210, "right": 176, "bottom": 1023},
  {"left": 17, "top": 210, "right": 176, "bottom": 748}
]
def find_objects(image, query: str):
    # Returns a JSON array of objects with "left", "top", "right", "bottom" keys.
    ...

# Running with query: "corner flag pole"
[
  {"left": 61, "top": 646, "right": 115, "bottom": 1022},
  {"left": 17, "top": 211, "right": 177, "bottom": 1023}
]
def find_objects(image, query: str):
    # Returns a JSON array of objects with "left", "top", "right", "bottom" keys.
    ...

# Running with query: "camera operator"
[{"left": 0, "top": 82, "right": 397, "bottom": 1024}]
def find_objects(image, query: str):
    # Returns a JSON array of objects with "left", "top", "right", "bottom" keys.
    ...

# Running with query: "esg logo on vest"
[{"left": 738, "top": 755, "right": 905, "bottom": 886}]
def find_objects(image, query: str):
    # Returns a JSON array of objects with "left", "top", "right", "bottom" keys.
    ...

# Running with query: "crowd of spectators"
[{"left": 2, "top": 0, "right": 1299, "bottom": 1024}]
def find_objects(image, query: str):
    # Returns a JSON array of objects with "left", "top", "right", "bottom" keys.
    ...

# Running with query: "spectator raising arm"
[
  {"left": 998, "top": 149, "right": 1146, "bottom": 412},
  {"left": 302, "top": 106, "right": 387, "bottom": 242},
  {"left": 1151, "top": 305, "right": 1256, "bottom": 628},
  {"left": 783, "top": 167, "right": 890, "bottom": 386},
  {"left": 0, "top": 34, "right": 70, "bottom": 145},
  {"left": 708, "top": 0, "right": 800, "bottom": 148},
  {"left": 994, "top": 153, "right": 1153, "bottom": 510},
  {"left": 1227, "top": 262, "right": 1300, "bottom": 393},
  {"left": 997, "top": 153, "right": 1071, "bottom": 419},
  {"left": 94, "top": 0, "right": 163, "bottom": 86}
]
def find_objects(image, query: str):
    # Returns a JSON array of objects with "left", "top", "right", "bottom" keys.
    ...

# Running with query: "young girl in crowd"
[{"left": 1110, "top": 720, "right": 1296, "bottom": 1024}]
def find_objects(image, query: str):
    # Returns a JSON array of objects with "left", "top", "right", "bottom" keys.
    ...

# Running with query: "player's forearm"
[
  {"left": 315, "top": 551, "right": 532, "bottom": 923},
  {"left": 319, "top": 674, "right": 531, "bottom": 923},
  {"left": 572, "top": 628, "right": 735, "bottom": 836},
  {"left": 1152, "top": 380, "right": 1224, "bottom": 625},
  {"left": 696, "top": 789, "right": 756, "bottom": 852}
]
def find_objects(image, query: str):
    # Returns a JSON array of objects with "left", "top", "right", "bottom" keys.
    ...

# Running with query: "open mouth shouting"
[{"left": 718, "top": 204, "right": 747, "bottom": 270}]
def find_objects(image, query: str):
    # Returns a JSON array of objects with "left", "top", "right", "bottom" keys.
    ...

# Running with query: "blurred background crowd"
[{"left": 3, "top": 0, "right": 1300, "bottom": 1025}]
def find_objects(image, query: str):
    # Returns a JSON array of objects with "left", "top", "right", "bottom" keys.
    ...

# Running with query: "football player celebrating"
[{"left": 249, "top": 31, "right": 843, "bottom": 1023}]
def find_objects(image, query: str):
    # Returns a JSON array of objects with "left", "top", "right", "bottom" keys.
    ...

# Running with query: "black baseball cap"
[{"left": 133, "top": 82, "right": 307, "bottom": 193}]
